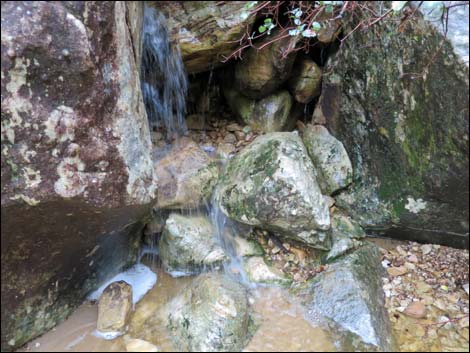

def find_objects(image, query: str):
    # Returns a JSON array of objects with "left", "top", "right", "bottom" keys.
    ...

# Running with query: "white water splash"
[{"left": 87, "top": 264, "right": 157, "bottom": 305}]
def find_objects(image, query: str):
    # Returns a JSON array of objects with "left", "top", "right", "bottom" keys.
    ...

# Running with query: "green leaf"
[
  {"left": 325, "top": 4, "right": 334, "bottom": 13},
  {"left": 312, "top": 21, "right": 321, "bottom": 32},
  {"left": 264, "top": 18, "right": 272, "bottom": 24},
  {"left": 259, "top": 25, "right": 266, "bottom": 33}
]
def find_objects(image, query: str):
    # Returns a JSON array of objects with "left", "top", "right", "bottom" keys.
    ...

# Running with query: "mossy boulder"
[
  {"left": 216, "top": 132, "right": 331, "bottom": 249},
  {"left": 164, "top": 273, "right": 251, "bottom": 352},
  {"left": 159, "top": 213, "right": 228, "bottom": 275},
  {"left": 315, "top": 7, "right": 469, "bottom": 248},
  {"left": 302, "top": 124, "right": 353, "bottom": 195}
]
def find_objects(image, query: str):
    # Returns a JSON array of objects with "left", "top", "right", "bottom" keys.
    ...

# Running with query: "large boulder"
[
  {"left": 288, "top": 57, "right": 322, "bottom": 103},
  {"left": 314, "top": 8, "right": 469, "bottom": 248},
  {"left": 301, "top": 244, "right": 395, "bottom": 351},
  {"left": 302, "top": 124, "right": 353, "bottom": 195},
  {"left": 216, "top": 132, "right": 331, "bottom": 248},
  {"left": 224, "top": 88, "right": 294, "bottom": 132},
  {"left": 149, "top": 1, "right": 255, "bottom": 74},
  {"left": 1, "top": 2, "right": 154, "bottom": 350},
  {"left": 158, "top": 213, "right": 228, "bottom": 275},
  {"left": 155, "top": 138, "right": 219, "bottom": 209},
  {"left": 234, "top": 35, "right": 298, "bottom": 99},
  {"left": 164, "top": 273, "right": 250, "bottom": 352}
]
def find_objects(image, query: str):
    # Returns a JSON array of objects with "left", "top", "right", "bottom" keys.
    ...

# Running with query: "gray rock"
[
  {"left": 158, "top": 213, "right": 228, "bottom": 275},
  {"left": 164, "top": 273, "right": 250, "bottom": 352},
  {"left": 302, "top": 244, "right": 395, "bottom": 351},
  {"left": 216, "top": 132, "right": 331, "bottom": 249},
  {"left": 302, "top": 124, "right": 353, "bottom": 195}
]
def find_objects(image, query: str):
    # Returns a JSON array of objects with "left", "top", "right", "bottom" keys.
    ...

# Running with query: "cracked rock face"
[
  {"left": 1, "top": 2, "right": 154, "bottom": 349},
  {"left": 216, "top": 132, "right": 331, "bottom": 249}
]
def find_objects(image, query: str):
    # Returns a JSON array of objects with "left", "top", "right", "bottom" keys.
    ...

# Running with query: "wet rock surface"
[
  {"left": 216, "top": 132, "right": 331, "bottom": 248},
  {"left": 97, "top": 281, "right": 133, "bottom": 337},
  {"left": 163, "top": 273, "right": 250, "bottom": 352},
  {"left": 158, "top": 213, "right": 227, "bottom": 275},
  {"left": 301, "top": 243, "right": 396, "bottom": 352},
  {"left": 150, "top": 1, "right": 255, "bottom": 74},
  {"left": 1, "top": 2, "right": 153, "bottom": 349},
  {"left": 154, "top": 138, "right": 219, "bottom": 209}
]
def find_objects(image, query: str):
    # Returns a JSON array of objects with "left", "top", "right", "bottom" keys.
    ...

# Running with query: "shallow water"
[{"left": 20, "top": 266, "right": 334, "bottom": 352}]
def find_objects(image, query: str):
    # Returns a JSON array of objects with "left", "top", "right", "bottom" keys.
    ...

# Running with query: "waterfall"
[{"left": 141, "top": 5, "right": 188, "bottom": 138}]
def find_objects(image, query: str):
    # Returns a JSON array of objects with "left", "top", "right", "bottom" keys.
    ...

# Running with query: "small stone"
[
  {"left": 404, "top": 301, "right": 427, "bottom": 319},
  {"left": 223, "top": 133, "right": 237, "bottom": 144},
  {"left": 271, "top": 246, "right": 281, "bottom": 254},
  {"left": 226, "top": 123, "right": 242, "bottom": 132},
  {"left": 61, "top": 48, "right": 70, "bottom": 57},
  {"left": 7, "top": 48, "right": 16, "bottom": 58},
  {"left": 463, "top": 283, "right": 469, "bottom": 296},
  {"left": 234, "top": 130, "right": 245, "bottom": 141},
  {"left": 387, "top": 266, "right": 408, "bottom": 277},
  {"left": 404, "top": 262, "right": 416, "bottom": 271},
  {"left": 407, "top": 254, "right": 419, "bottom": 263},
  {"left": 97, "top": 281, "right": 133, "bottom": 336},
  {"left": 421, "top": 244, "right": 432, "bottom": 255}
]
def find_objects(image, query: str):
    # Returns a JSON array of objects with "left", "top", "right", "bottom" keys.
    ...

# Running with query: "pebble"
[
  {"left": 387, "top": 266, "right": 408, "bottom": 277},
  {"left": 404, "top": 301, "right": 427, "bottom": 319},
  {"left": 421, "top": 244, "right": 433, "bottom": 255}
]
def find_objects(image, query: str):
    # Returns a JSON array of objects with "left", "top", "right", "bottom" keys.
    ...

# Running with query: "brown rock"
[
  {"left": 97, "top": 281, "right": 133, "bottom": 334},
  {"left": 404, "top": 301, "right": 427, "bottom": 319},
  {"left": 1, "top": 2, "right": 152, "bottom": 350},
  {"left": 288, "top": 58, "right": 322, "bottom": 103},
  {"left": 155, "top": 139, "right": 219, "bottom": 209},
  {"left": 387, "top": 266, "right": 408, "bottom": 277}
]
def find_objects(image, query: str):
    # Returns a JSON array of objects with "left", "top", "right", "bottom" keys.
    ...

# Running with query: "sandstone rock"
[
  {"left": 123, "top": 336, "right": 159, "bottom": 352},
  {"left": 164, "top": 273, "right": 250, "bottom": 351},
  {"left": 243, "top": 256, "right": 291, "bottom": 286},
  {"left": 234, "top": 35, "right": 298, "bottom": 99},
  {"left": 224, "top": 88, "right": 294, "bottom": 133},
  {"left": 231, "top": 235, "right": 264, "bottom": 258},
  {"left": 97, "top": 281, "right": 133, "bottom": 338},
  {"left": 151, "top": 2, "right": 255, "bottom": 73},
  {"left": 155, "top": 139, "right": 219, "bottom": 209},
  {"left": 318, "top": 5, "right": 469, "bottom": 248},
  {"left": 302, "top": 125, "right": 353, "bottom": 195},
  {"left": 1, "top": 2, "right": 153, "bottom": 349},
  {"left": 216, "top": 132, "right": 331, "bottom": 248},
  {"left": 158, "top": 213, "right": 228, "bottom": 275},
  {"left": 302, "top": 244, "right": 395, "bottom": 351},
  {"left": 288, "top": 58, "right": 322, "bottom": 103}
]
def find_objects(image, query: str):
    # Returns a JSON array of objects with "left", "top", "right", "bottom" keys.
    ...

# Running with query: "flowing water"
[
  {"left": 141, "top": 5, "right": 188, "bottom": 138},
  {"left": 20, "top": 265, "right": 336, "bottom": 352}
]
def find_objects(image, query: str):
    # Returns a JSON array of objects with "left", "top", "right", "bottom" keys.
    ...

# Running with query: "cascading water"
[{"left": 141, "top": 5, "right": 188, "bottom": 139}]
